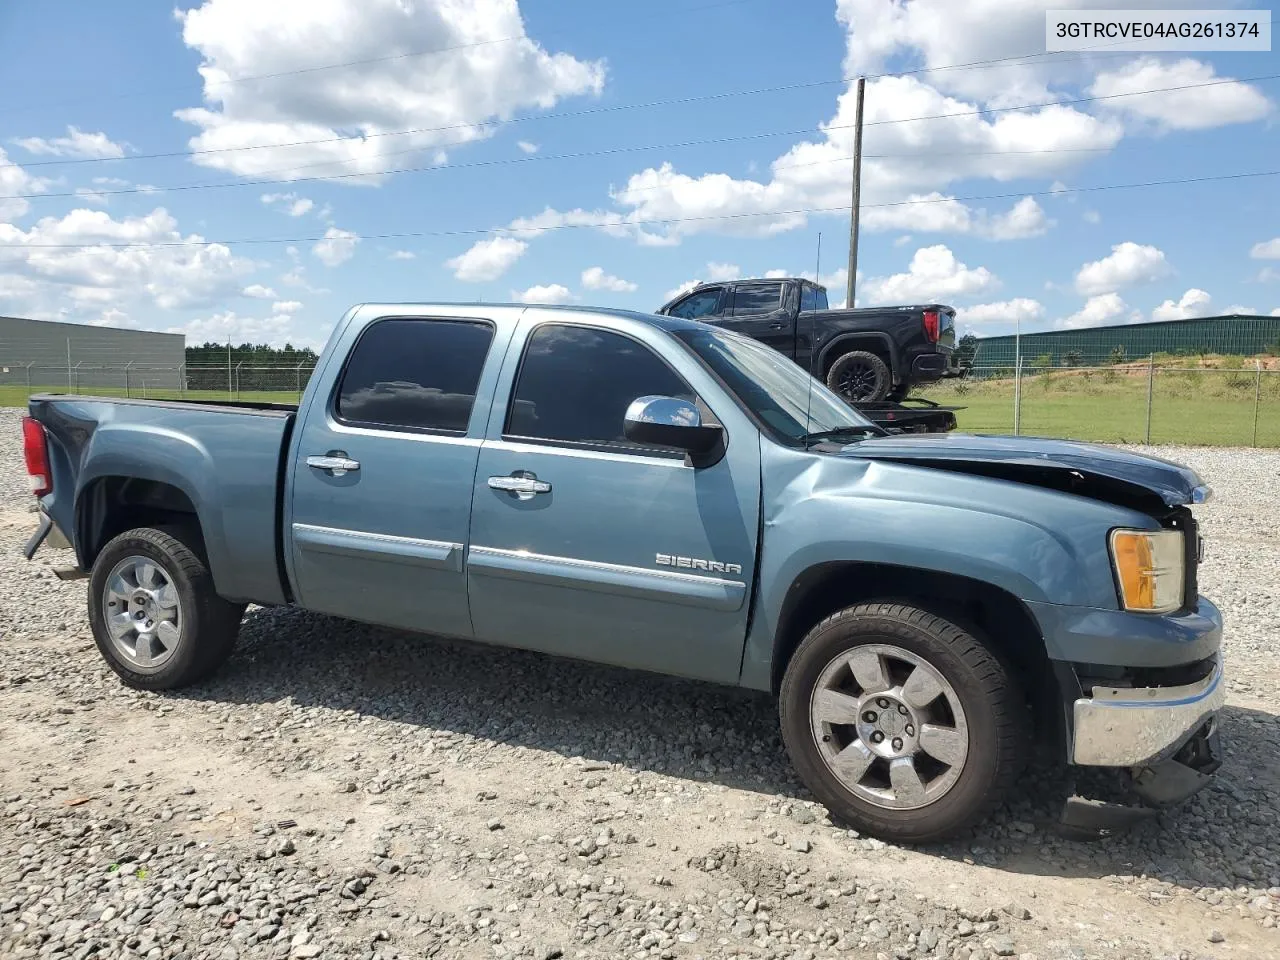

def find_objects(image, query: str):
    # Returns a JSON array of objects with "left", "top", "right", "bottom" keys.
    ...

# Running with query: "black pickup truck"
[{"left": 657, "top": 277, "right": 960, "bottom": 403}]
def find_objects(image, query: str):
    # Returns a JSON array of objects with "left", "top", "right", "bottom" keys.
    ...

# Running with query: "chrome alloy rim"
[
  {"left": 102, "top": 556, "right": 183, "bottom": 671},
  {"left": 809, "top": 643, "right": 969, "bottom": 810}
]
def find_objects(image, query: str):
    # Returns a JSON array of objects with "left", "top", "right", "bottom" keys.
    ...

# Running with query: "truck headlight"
[{"left": 1109, "top": 529, "right": 1184, "bottom": 613}]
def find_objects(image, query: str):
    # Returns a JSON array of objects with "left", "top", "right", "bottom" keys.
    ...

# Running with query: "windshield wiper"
[{"left": 800, "top": 425, "right": 882, "bottom": 447}]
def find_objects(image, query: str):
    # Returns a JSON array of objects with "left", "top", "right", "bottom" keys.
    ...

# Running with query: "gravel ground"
[{"left": 2, "top": 405, "right": 1278, "bottom": 960}]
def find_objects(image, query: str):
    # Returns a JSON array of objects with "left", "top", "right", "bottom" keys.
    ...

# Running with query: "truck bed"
[{"left": 28, "top": 394, "right": 295, "bottom": 606}]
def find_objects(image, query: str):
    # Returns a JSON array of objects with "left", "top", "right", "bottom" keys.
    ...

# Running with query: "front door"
[
  {"left": 466, "top": 319, "right": 761, "bottom": 684},
  {"left": 288, "top": 316, "right": 498, "bottom": 639}
]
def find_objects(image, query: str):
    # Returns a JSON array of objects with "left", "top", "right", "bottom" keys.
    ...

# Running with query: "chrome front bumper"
[{"left": 1072, "top": 653, "right": 1226, "bottom": 767}]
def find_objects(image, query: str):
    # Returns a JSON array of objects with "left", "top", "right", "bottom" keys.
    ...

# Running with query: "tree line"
[{"left": 185, "top": 342, "right": 319, "bottom": 367}]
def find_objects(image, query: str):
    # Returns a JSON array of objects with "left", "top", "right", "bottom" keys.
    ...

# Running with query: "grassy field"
[
  {"left": 6, "top": 361, "right": 1278, "bottom": 447},
  {"left": 919, "top": 364, "right": 1280, "bottom": 446}
]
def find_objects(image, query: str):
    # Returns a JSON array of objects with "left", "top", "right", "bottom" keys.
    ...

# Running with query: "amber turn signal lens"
[{"left": 1109, "top": 529, "right": 1185, "bottom": 614}]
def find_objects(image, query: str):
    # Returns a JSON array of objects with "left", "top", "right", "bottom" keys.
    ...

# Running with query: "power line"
[
  {"left": 8, "top": 168, "right": 1276, "bottom": 250},
  {"left": 11, "top": 71, "right": 1275, "bottom": 202},
  {"left": 3, "top": 43, "right": 1182, "bottom": 171}
]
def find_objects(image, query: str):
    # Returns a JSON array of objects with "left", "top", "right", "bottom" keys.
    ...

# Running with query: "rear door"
[
  {"left": 665, "top": 286, "right": 727, "bottom": 321},
  {"left": 713, "top": 280, "right": 795, "bottom": 355},
  {"left": 465, "top": 316, "right": 761, "bottom": 684},
  {"left": 288, "top": 314, "right": 502, "bottom": 638}
]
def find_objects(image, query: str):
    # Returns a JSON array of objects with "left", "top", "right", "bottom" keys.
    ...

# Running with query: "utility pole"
[{"left": 845, "top": 76, "right": 866, "bottom": 310}]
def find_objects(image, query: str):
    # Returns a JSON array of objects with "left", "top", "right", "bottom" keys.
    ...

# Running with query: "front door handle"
[
  {"left": 307, "top": 455, "right": 361, "bottom": 477},
  {"left": 488, "top": 473, "right": 551, "bottom": 501}
]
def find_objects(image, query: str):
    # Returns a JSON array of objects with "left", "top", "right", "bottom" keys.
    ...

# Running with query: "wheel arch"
[
  {"left": 819, "top": 333, "right": 898, "bottom": 380},
  {"left": 768, "top": 560, "right": 1063, "bottom": 750},
  {"left": 77, "top": 475, "right": 210, "bottom": 573}
]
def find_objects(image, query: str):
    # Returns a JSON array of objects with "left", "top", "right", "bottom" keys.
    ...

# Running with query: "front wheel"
[
  {"left": 88, "top": 526, "right": 245, "bottom": 691},
  {"left": 779, "top": 602, "right": 1028, "bottom": 843}
]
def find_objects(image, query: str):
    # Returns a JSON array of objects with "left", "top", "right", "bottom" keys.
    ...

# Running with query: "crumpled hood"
[{"left": 837, "top": 433, "right": 1211, "bottom": 508}]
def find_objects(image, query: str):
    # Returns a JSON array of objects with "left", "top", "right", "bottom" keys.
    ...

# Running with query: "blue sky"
[{"left": 0, "top": 0, "right": 1276, "bottom": 349}]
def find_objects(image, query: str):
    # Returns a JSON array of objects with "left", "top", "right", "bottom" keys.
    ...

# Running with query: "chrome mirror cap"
[{"left": 624, "top": 395, "right": 702, "bottom": 429}]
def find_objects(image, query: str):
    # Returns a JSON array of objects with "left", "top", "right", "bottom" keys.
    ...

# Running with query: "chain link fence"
[
  {"left": 922, "top": 357, "right": 1280, "bottom": 447},
  {"left": 0, "top": 363, "right": 318, "bottom": 404},
  {"left": 3, "top": 355, "right": 1278, "bottom": 448}
]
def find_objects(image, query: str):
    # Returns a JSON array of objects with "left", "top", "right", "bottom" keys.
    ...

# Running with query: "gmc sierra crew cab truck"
[
  {"left": 22, "top": 303, "right": 1224, "bottom": 842},
  {"left": 656, "top": 277, "right": 960, "bottom": 403}
]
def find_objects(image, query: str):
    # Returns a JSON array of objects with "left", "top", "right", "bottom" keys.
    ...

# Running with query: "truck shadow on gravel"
[{"left": 178, "top": 606, "right": 1279, "bottom": 894}]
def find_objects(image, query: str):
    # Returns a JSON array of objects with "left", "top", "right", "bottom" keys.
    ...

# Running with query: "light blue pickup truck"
[{"left": 22, "top": 303, "right": 1224, "bottom": 841}]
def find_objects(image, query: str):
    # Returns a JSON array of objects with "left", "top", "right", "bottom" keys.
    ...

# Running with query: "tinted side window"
[
  {"left": 336, "top": 318, "right": 493, "bottom": 432},
  {"left": 668, "top": 288, "right": 722, "bottom": 319},
  {"left": 732, "top": 282, "right": 783, "bottom": 316},
  {"left": 506, "top": 324, "right": 696, "bottom": 449},
  {"left": 800, "top": 285, "right": 819, "bottom": 313}
]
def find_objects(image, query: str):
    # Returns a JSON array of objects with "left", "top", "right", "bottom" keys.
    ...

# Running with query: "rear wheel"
[
  {"left": 88, "top": 526, "right": 244, "bottom": 690},
  {"left": 779, "top": 602, "right": 1028, "bottom": 843},
  {"left": 826, "top": 350, "right": 891, "bottom": 402}
]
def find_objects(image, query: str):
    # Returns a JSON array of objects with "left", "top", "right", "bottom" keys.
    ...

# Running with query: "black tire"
[
  {"left": 826, "top": 350, "right": 891, "bottom": 402},
  {"left": 88, "top": 526, "right": 245, "bottom": 691},
  {"left": 779, "top": 602, "right": 1027, "bottom": 843}
]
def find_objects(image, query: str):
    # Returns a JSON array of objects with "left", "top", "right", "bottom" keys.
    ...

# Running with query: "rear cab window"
[
  {"left": 504, "top": 322, "right": 700, "bottom": 456},
  {"left": 731, "top": 281, "right": 784, "bottom": 316},
  {"left": 334, "top": 317, "right": 495, "bottom": 433}
]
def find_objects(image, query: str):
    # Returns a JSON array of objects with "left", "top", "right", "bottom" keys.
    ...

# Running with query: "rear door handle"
[
  {"left": 488, "top": 474, "right": 551, "bottom": 501},
  {"left": 307, "top": 455, "right": 360, "bottom": 477}
]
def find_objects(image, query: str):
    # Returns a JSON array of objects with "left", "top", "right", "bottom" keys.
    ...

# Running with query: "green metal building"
[{"left": 972, "top": 314, "right": 1280, "bottom": 368}]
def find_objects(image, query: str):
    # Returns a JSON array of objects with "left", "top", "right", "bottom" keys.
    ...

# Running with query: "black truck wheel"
[
  {"left": 779, "top": 602, "right": 1028, "bottom": 843},
  {"left": 826, "top": 350, "right": 891, "bottom": 402},
  {"left": 88, "top": 526, "right": 245, "bottom": 691}
]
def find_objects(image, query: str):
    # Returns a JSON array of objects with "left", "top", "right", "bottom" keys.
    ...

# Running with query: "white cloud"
[
  {"left": 1151, "top": 288, "right": 1213, "bottom": 322},
  {"left": 581, "top": 266, "right": 637, "bottom": 293},
  {"left": 1075, "top": 242, "right": 1169, "bottom": 296},
  {"left": 1057, "top": 293, "right": 1129, "bottom": 330},
  {"left": 0, "top": 147, "right": 52, "bottom": 220},
  {"left": 861, "top": 245, "right": 996, "bottom": 306},
  {"left": 1272, "top": 308, "right": 1280, "bottom": 317},
  {"left": 957, "top": 298, "right": 1044, "bottom": 326},
  {"left": 446, "top": 236, "right": 528, "bottom": 282},
  {"left": 271, "top": 299, "right": 303, "bottom": 313},
  {"left": 242, "top": 283, "right": 277, "bottom": 299},
  {"left": 1222, "top": 304, "right": 1257, "bottom": 316},
  {"left": 388, "top": 249, "right": 416, "bottom": 260},
  {"left": 73, "top": 187, "right": 110, "bottom": 207},
  {"left": 1259, "top": 267, "right": 1280, "bottom": 284},
  {"left": 169, "top": 309, "right": 309, "bottom": 348},
  {"left": 514, "top": 283, "right": 572, "bottom": 305},
  {"left": 13, "top": 126, "right": 126, "bottom": 159},
  {"left": 173, "top": 0, "right": 604, "bottom": 180},
  {"left": 981, "top": 197, "right": 1050, "bottom": 240},
  {"left": 312, "top": 226, "right": 359, "bottom": 267},
  {"left": 1088, "top": 58, "right": 1271, "bottom": 132},
  {"left": 705, "top": 262, "right": 741, "bottom": 282},
  {"left": 894, "top": 235, "right": 912, "bottom": 247},
  {"left": 1083, "top": 210, "right": 1101, "bottom": 224},
  {"left": 1251, "top": 238, "right": 1280, "bottom": 260},
  {"left": 261, "top": 192, "right": 315, "bottom": 217},
  {"left": 0, "top": 207, "right": 255, "bottom": 320},
  {"left": 662, "top": 279, "right": 700, "bottom": 302},
  {"left": 517, "top": 141, "right": 539, "bottom": 154}
]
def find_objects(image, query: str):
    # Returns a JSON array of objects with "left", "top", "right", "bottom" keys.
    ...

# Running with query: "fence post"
[
  {"left": 1144, "top": 353, "right": 1154, "bottom": 444},
  {"left": 124, "top": 361, "right": 133, "bottom": 399},
  {"left": 179, "top": 363, "right": 186, "bottom": 398},
  {"left": 66, "top": 338, "right": 73, "bottom": 392},
  {"left": 235, "top": 362, "right": 244, "bottom": 399},
  {"left": 1013, "top": 358, "right": 1023, "bottom": 435},
  {"left": 25, "top": 362, "right": 33, "bottom": 393},
  {"left": 73, "top": 361, "right": 84, "bottom": 394},
  {"left": 295, "top": 361, "right": 304, "bottom": 401},
  {"left": 1253, "top": 359, "right": 1263, "bottom": 448}
]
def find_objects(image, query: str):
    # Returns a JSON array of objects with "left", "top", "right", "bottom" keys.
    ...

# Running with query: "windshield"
[{"left": 672, "top": 327, "right": 875, "bottom": 443}]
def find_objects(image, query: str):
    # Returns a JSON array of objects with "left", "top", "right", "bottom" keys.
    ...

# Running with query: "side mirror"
[{"left": 623, "top": 395, "right": 723, "bottom": 463}]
